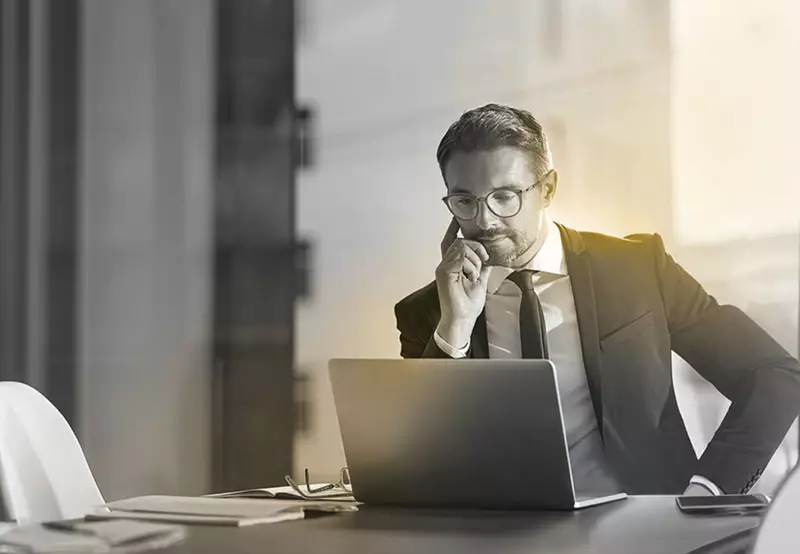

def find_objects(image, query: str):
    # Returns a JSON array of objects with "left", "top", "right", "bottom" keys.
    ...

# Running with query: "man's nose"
[{"left": 475, "top": 201, "right": 500, "bottom": 231}]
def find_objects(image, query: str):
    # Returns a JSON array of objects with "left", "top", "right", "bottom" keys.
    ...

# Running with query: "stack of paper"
[
  {"left": 91, "top": 496, "right": 357, "bottom": 527},
  {"left": 0, "top": 520, "right": 186, "bottom": 553},
  {"left": 0, "top": 526, "right": 108, "bottom": 553}
]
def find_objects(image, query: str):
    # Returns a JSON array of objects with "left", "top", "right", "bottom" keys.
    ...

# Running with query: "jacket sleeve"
[
  {"left": 394, "top": 297, "right": 460, "bottom": 359},
  {"left": 648, "top": 233, "right": 800, "bottom": 493}
]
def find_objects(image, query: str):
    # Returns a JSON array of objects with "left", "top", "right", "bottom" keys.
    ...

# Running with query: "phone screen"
[{"left": 676, "top": 494, "right": 769, "bottom": 511}]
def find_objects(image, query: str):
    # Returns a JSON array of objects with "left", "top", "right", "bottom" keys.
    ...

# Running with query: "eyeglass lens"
[{"left": 446, "top": 189, "right": 520, "bottom": 219}]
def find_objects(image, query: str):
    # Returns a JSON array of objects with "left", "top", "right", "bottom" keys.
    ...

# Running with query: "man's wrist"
[
  {"left": 688, "top": 475, "right": 723, "bottom": 496},
  {"left": 433, "top": 329, "right": 470, "bottom": 358},
  {"left": 436, "top": 317, "right": 476, "bottom": 350}
]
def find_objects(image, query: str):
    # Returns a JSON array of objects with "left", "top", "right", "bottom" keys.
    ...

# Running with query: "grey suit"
[{"left": 394, "top": 223, "right": 800, "bottom": 495}]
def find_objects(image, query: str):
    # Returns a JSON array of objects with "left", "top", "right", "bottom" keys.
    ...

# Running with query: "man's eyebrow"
[
  {"left": 448, "top": 183, "right": 525, "bottom": 195},
  {"left": 495, "top": 182, "right": 527, "bottom": 191}
]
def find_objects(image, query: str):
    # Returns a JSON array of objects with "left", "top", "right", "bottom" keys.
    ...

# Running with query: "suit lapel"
[{"left": 557, "top": 223, "right": 604, "bottom": 435}]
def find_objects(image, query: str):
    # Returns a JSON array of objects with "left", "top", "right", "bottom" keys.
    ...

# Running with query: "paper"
[
  {"left": 97, "top": 495, "right": 357, "bottom": 527},
  {"left": 208, "top": 484, "right": 355, "bottom": 502},
  {"left": 0, "top": 520, "right": 186, "bottom": 553},
  {"left": 0, "top": 526, "right": 106, "bottom": 553},
  {"left": 207, "top": 488, "right": 278, "bottom": 499},
  {"left": 45, "top": 520, "right": 185, "bottom": 546},
  {"left": 88, "top": 509, "right": 303, "bottom": 527}
]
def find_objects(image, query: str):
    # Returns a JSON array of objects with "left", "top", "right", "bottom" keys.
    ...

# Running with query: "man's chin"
[
  {"left": 486, "top": 249, "right": 517, "bottom": 268},
  {"left": 486, "top": 245, "right": 531, "bottom": 268}
]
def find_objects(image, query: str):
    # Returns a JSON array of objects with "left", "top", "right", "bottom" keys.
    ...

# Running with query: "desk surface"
[{"left": 161, "top": 496, "right": 761, "bottom": 554}]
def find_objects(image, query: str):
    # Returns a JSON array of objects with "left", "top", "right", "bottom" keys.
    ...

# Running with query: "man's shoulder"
[
  {"left": 563, "top": 224, "right": 666, "bottom": 258},
  {"left": 395, "top": 281, "right": 439, "bottom": 315},
  {"left": 575, "top": 228, "right": 658, "bottom": 247}
]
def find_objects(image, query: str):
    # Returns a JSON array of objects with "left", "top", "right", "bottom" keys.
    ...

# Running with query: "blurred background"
[{"left": 0, "top": 0, "right": 797, "bottom": 501}]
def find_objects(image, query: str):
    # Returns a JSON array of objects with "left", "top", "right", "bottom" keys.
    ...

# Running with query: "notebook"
[{"left": 92, "top": 495, "right": 357, "bottom": 527}]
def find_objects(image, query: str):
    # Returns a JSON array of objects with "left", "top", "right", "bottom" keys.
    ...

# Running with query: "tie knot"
[{"left": 506, "top": 270, "right": 536, "bottom": 292}]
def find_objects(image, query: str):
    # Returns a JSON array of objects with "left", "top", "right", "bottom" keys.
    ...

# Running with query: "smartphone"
[{"left": 676, "top": 493, "right": 770, "bottom": 514}]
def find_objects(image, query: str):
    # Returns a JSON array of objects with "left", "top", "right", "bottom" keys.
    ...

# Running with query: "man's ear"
[{"left": 542, "top": 170, "right": 558, "bottom": 207}]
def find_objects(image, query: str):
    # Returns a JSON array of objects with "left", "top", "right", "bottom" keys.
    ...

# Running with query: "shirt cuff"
[
  {"left": 690, "top": 475, "right": 723, "bottom": 496},
  {"left": 433, "top": 328, "right": 470, "bottom": 358}
]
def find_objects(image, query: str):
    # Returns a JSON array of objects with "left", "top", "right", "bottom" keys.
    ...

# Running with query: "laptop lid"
[{"left": 329, "top": 358, "right": 607, "bottom": 510}]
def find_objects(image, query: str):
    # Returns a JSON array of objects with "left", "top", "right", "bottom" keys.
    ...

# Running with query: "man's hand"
[
  {"left": 435, "top": 218, "right": 491, "bottom": 348},
  {"left": 683, "top": 483, "right": 714, "bottom": 497}
]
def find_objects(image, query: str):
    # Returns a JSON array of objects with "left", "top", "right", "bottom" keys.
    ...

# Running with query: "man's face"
[{"left": 443, "top": 146, "right": 556, "bottom": 267}]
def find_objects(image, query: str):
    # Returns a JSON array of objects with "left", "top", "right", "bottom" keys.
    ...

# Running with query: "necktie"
[{"left": 507, "top": 270, "right": 549, "bottom": 359}]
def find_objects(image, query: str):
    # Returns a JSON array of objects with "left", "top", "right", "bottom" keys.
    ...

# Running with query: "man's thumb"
[{"left": 440, "top": 217, "right": 460, "bottom": 258}]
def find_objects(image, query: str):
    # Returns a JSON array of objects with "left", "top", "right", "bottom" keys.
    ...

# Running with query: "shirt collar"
[{"left": 486, "top": 216, "right": 568, "bottom": 294}]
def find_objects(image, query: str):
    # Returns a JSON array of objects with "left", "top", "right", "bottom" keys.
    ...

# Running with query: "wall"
[
  {"left": 78, "top": 0, "right": 215, "bottom": 500},
  {"left": 669, "top": 0, "right": 800, "bottom": 493},
  {"left": 297, "top": 0, "right": 798, "bottom": 490},
  {"left": 295, "top": 0, "right": 674, "bottom": 480},
  {"left": 671, "top": 0, "right": 800, "bottom": 244}
]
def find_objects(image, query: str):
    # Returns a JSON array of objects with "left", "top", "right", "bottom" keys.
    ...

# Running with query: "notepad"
[{"left": 93, "top": 495, "right": 357, "bottom": 527}]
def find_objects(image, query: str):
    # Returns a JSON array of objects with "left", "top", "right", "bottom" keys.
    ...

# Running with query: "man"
[{"left": 394, "top": 103, "right": 800, "bottom": 496}]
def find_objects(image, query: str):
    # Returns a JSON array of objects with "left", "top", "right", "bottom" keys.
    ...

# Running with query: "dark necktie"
[{"left": 507, "top": 270, "right": 549, "bottom": 359}]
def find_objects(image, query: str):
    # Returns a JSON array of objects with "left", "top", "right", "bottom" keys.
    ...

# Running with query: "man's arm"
[
  {"left": 395, "top": 218, "right": 489, "bottom": 359},
  {"left": 647, "top": 233, "right": 800, "bottom": 494},
  {"left": 394, "top": 298, "right": 456, "bottom": 358}
]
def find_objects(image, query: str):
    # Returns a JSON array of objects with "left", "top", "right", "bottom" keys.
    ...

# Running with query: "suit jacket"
[{"left": 394, "top": 223, "right": 800, "bottom": 495}]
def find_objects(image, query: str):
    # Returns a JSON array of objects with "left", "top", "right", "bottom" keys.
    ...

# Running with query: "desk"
[{"left": 160, "top": 496, "right": 760, "bottom": 554}]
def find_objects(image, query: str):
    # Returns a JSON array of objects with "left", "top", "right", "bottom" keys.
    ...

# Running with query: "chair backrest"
[
  {"left": 0, "top": 382, "right": 104, "bottom": 523},
  {"left": 752, "top": 464, "right": 800, "bottom": 553}
]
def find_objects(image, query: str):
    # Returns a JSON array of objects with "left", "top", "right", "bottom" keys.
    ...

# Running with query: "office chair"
[{"left": 0, "top": 382, "right": 105, "bottom": 523}]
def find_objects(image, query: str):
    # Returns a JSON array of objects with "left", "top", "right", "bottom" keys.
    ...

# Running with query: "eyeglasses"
[
  {"left": 442, "top": 172, "right": 549, "bottom": 220},
  {"left": 284, "top": 467, "right": 353, "bottom": 500}
]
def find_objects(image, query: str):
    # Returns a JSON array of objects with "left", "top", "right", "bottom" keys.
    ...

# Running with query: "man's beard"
[{"left": 476, "top": 230, "right": 533, "bottom": 267}]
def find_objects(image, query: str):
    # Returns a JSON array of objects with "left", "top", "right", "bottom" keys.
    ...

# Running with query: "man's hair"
[{"left": 436, "top": 103, "right": 552, "bottom": 178}]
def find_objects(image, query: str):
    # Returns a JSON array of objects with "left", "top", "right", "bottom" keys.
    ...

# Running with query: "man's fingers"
[
  {"left": 462, "top": 246, "right": 483, "bottom": 270},
  {"left": 442, "top": 243, "right": 484, "bottom": 275},
  {"left": 440, "top": 217, "right": 461, "bottom": 258},
  {"left": 461, "top": 258, "right": 479, "bottom": 283},
  {"left": 478, "top": 264, "right": 491, "bottom": 284},
  {"left": 460, "top": 240, "right": 490, "bottom": 264},
  {"left": 439, "top": 239, "right": 492, "bottom": 281},
  {"left": 437, "top": 250, "right": 470, "bottom": 276}
]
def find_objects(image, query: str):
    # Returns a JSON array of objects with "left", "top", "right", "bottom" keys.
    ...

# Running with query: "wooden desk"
[{"left": 160, "top": 496, "right": 761, "bottom": 554}]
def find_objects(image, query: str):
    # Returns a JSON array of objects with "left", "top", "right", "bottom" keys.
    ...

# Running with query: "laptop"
[{"left": 328, "top": 358, "right": 627, "bottom": 510}]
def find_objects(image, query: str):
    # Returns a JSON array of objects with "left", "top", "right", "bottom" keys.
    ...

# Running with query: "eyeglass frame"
[
  {"left": 284, "top": 467, "right": 353, "bottom": 501},
  {"left": 441, "top": 170, "right": 552, "bottom": 221}
]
